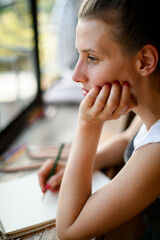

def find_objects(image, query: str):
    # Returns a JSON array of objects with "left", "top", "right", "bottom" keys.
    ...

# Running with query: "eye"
[{"left": 87, "top": 55, "right": 98, "bottom": 63}]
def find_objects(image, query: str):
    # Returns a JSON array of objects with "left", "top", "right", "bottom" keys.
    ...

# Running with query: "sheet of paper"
[{"left": 0, "top": 174, "right": 57, "bottom": 234}]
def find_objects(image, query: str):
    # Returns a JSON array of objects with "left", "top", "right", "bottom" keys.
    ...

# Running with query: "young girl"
[{"left": 38, "top": 0, "right": 160, "bottom": 239}]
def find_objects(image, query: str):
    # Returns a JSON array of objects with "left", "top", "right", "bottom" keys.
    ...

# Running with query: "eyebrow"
[
  {"left": 81, "top": 49, "right": 98, "bottom": 53},
  {"left": 76, "top": 47, "right": 109, "bottom": 56}
]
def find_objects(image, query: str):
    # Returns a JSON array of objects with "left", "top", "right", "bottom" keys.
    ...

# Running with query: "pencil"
[
  {"left": 42, "top": 143, "right": 65, "bottom": 199},
  {"left": 49, "top": 143, "right": 65, "bottom": 178}
]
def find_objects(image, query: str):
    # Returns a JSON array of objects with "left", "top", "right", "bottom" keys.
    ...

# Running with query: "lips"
[{"left": 82, "top": 88, "right": 89, "bottom": 96}]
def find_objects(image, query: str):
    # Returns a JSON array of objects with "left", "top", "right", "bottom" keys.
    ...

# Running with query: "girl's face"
[{"left": 72, "top": 19, "right": 138, "bottom": 96}]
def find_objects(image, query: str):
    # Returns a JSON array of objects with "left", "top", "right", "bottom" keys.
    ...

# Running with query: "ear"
[{"left": 137, "top": 45, "right": 159, "bottom": 76}]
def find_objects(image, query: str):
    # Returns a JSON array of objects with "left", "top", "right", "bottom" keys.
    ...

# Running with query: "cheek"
[
  {"left": 88, "top": 68, "right": 111, "bottom": 87},
  {"left": 89, "top": 73, "right": 106, "bottom": 87},
  {"left": 99, "top": 61, "right": 124, "bottom": 83},
  {"left": 103, "top": 62, "right": 133, "bottom": 84},
  {"left": 88, "top": 61, "right": 133, "bottom": 87}
]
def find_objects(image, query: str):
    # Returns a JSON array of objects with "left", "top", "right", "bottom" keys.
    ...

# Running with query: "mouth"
[{"left": 82, "top": 88, "right": 89, "bottom": 96}]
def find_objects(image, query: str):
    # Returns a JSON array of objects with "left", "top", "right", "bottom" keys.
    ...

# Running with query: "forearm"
[{"left": 56, "top": 120, "right": 102, "bottom": 236}]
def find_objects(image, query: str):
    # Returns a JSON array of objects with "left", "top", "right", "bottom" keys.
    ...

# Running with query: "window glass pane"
[
  {"left": 0, "top": 0, "right": 38, "bottom": 131},
  {"left": 37, "top": 0, "right": 78, "bottom": 90},
  {"left": 37, "top": 0, "right": 58, "bottom": 90}
]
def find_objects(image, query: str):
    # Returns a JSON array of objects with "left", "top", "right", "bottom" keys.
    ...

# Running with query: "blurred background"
[{"left": 0, "top": 0, "right": 81, "bottom": 132}]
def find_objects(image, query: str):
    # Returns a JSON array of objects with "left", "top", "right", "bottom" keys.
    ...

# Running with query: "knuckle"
[
  {"left": 50, "top": 176, "right": 60, "bottom": 186},
  {"left": 96, "top": 97, "right": 105, "bottom": 108},
  {"left": 112, "top": 113, "right": 119, "bottom": 119},
  {"left": 107, "top": 100, "right": 117, "bottom": 110},
  {"left": 99, "top": 115, "right": 106, "bottom": 122},
  {"left": 38, "top": 167, "right": 44, "bottom": 176},
  {"left": 86, "top": 95, "right": 95, "bottom": 105},
  {"left": 112, "top": 109, "right": 124, "bottom": 119},
  {"left": 91, "top": 112, "right": 96, "bottom": 118},
  {"left": 119, "top": 99, "right": 129, "bottom": 108},
  {"left": 81, "top": 98, "right": 92, "bottom": 110},
  {"left": 91, "top": 110, "right": 98, "bottom": 118}
]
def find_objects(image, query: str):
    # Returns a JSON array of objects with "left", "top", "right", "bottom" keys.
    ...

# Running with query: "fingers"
[
  {"left": 110, "top": 82, "right": 131, "bottom": 118},
  {"left": 80, "top": 81, "right": 135, "bottom": 122},
  {"left": 101, "top": 81, "right": 132, "bottom": 119},
  {"left": 82, "top": 87, "right": 101, "bottom": 109},
  {"left": 38, "top": 159, "right": 66, "bottom": 193},
  {"left": 81, "top": 84, "right": 111, "bottom": 117},
  {"left": 47, "top": 168, "right": 65, "bottom": 192},
  {"left": 91, "top": 84, "right": 111, "bottom": 113},
  {"left": 123, "top": 94, "right": 137, "bottom": 115},
  {"left": 92, "top": 81, "right": 121, "bottom": 115},
  {"left": 38, "top": 158, "right": 54, "bottom": 193}
]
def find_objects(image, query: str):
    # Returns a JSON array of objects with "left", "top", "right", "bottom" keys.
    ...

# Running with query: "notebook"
[{"left": 0, "top": 171, "right": 110, "bottom": 240}]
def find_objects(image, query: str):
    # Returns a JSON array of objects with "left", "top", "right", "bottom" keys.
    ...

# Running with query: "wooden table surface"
[{"left": 22, "top": 226, "right": 57, "bottom": 240}]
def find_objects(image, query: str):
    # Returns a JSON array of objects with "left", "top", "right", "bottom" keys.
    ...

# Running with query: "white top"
[{"left": 134, "top": 119, "right": 160, "bottom": 151}]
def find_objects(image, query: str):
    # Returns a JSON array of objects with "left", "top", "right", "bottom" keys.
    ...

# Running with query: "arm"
[
  {"left": 56, "top": 84, "right": 160, "bottom": 240},
  {"left": 58, "top": 142, "right": 160, "bottom": 240},
  {"left": 56, "top": 83, "right": 135, "bottom": 238}
]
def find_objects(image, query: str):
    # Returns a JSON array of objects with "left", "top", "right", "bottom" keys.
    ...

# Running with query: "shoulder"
[
  {"left": 125, "top": 142, "right": 160, "bottom": 201},
  {"left": 111, "top": 142, "right": 160, "bottom": 215}
]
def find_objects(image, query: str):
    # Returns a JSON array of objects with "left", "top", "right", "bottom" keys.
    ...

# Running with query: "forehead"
[{"left": 76, "top": 19, "right": 118, "bottom": 54}]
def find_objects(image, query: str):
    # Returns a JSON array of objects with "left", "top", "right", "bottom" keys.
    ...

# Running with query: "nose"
[{"left": 72, "top": 59, "right": 88, "bottom": 84}]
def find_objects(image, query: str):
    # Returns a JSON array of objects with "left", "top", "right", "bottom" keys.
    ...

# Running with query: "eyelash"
[
  {"left": 76, "top": 52, "right": 98, "bottom": 64},
  {"left": 87, "top": 55, "right": 98, "bottom": 63}
]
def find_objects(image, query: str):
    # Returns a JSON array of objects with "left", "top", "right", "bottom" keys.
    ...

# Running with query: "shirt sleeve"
[{"left": 133, "top": 120, "right": 160, "bottom": 151}]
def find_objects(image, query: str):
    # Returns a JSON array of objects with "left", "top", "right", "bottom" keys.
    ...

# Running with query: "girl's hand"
[
  {"left": 38, "top": 159, "right": 66, "bottom": 193},
  {"left": 79, "top": 81, "right": 136, "bottom": 127}
]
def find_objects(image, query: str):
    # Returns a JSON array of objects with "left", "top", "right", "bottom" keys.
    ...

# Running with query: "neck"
[{"left": 133, "top": 73, "right": 160, "bottom": 130}]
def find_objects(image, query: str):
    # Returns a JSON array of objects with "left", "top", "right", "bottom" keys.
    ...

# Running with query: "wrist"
[
  {"left": 78, "top": 118, "right": 103, "bottom": 133},
  {"left": 78, "top": 112, "right": 104, "bottom": 129}
]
